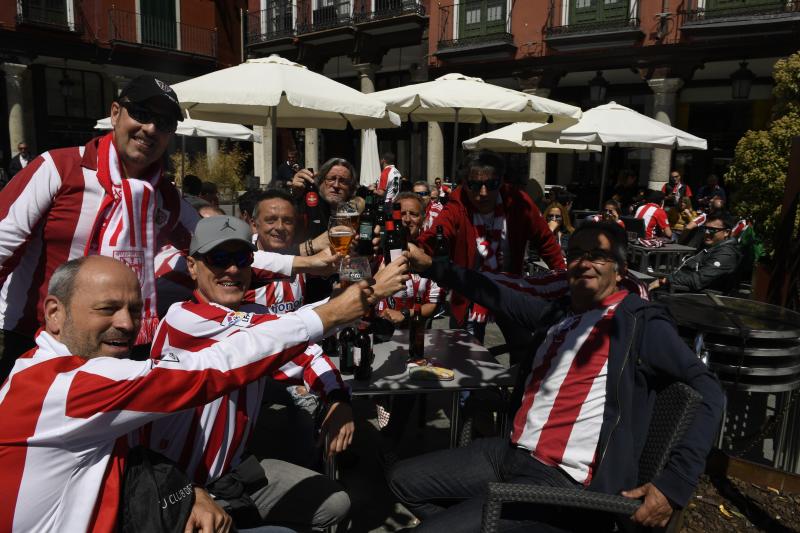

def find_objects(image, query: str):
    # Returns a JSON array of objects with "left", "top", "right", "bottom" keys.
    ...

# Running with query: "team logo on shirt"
[
  {"left": 113, "top": 250, "right": 145, "bottom": 281},
  {"left": 222, "top": 310, "right": 254, "bottom": 326},
  {"left": 152, "top": 351, "right": 180, "bottom": 367}
]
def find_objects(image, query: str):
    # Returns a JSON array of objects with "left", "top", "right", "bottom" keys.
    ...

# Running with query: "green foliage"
[
  {"left": 725, "top": 52, "right": 800, "bottom": 257},
  {"left": 170, "top": 144, "right": 249, "bottom": 200}
]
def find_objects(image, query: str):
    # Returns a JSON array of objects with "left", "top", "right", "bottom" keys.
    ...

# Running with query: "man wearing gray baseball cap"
[{"left": 146, "top": 215, "right": 411, "bottom": 531}]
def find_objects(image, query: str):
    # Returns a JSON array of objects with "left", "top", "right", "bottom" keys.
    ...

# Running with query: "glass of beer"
[{"left": 328, "top": 215, "right": 356, "bottom": 271}]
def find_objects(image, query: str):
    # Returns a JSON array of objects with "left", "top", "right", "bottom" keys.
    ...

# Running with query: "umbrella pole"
[
  {"left": 270, "top": 106, "right": 278, "bottom": 190},
  {"left": 181, "top": 136, "right": 186, "bottom": 182},
  {"left": 598, "top": 145, "right": 610, "bottom": 210},
  {"left": 450, "top": 108, "right": 460, "bottom": 182}
]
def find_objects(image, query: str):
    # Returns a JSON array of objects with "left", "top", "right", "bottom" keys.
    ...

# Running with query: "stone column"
[
  {"left": 396, "top": 138, "right": 409, "bottom": 178},
  {"left": 253, "top": 124, "right": 274, "bottom": 189},
  {"left": 3, "top": 63, "right": 28, "bottom": 158},
  {"left": 646, "top": 78, "right": 684, "bottom": 190},
  {"left": 352, "top": 63, "right": 379, "bottom": 94},
  {"left": 427, "top": 122, "right": 444, "bottom": 183},
  {"left": 304, "top": 128, "right": 319, "bottom": 171},
  {"left": 206, "top": 138, "right": 219, "bottom": 171},
  {"left": 522, "top": 87, "right": 551, "bottom": 192}
]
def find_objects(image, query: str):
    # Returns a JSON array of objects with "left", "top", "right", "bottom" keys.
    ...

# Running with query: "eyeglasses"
[
  {"left": 200, "top": 249, "right": 253, "bottom": 269},
  {"left": 415, "top": 191, "right": 430, "bottom": 198},
  {"left": 121, "top": 102, "right": 178, "bottom": 133},
  {"left": 703, "top": 226, "right": 728, "bottom": 235},
  {"left": 546, "top": 214, "right": 563, "bottom": 221},
  {"left": 565, "top": 249, "right": 616, "bottom": 265},
  {"left": 466, "top": 177, "right": 501, "bottom": 193},
  {"left": 323, "top": 175, "right": 353, "bottom": 187}
]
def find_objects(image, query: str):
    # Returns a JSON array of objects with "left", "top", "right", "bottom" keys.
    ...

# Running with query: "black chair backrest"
[
  {"left": 637, "top": 382, "right": 702, "bottom": 485},
  {"left": 621, "top": 216, "right": 645, "bottom": 241}
]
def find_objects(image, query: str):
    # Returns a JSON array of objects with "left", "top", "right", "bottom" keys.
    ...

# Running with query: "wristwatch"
[{"left": 401, "top": 309, "right": 410, "bottom": 322}]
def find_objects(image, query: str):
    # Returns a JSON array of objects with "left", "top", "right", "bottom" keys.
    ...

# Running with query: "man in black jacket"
[
  {"left": 650, "top": 213, "right": 741, "bottom": 294},
  {"left": 390, "top": 221, "right": 724, "bottom": 532}
]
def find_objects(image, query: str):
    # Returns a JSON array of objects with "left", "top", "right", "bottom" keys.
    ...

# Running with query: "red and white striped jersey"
[
  {"left": 635, "top": 203, "right": 670, "bottom": 239},
  {"left": 484, "top": 269, "right": 649, "bottom": 302},
  {"left": 246, "top": 273, "right": 306, "bottom": 314},
  {"left": 510, "top": 290, "right": 628, "bottom": 485},
  {"left": 154, "top": 244, "right": 295, "bottom": 317},
  {"left": 376, "top": 273, "right": 440, "bottom": 313},
  {"left": 423, "top": 200, "right": 444, "bottom": 231},
  {"left": 140, "top": 299, "right": 345, "bottom": 485},
  {"left": 0, "top": 308, "right": 322, "bottom": 533},
  {"left": 0, "top": 136, "right": 198, "bottom": 339}
]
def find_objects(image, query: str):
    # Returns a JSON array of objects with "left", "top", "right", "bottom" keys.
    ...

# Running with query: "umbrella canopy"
[
  {"left": 523, "top": 101, "right": 707, "bottom": 150},
  {"left": 463, "top": 122, "right": 601, "bottom": 154},
  {"left": 94, "top": 117, "right": 259, "bottom": 141},
  {"left": 372, "top": 73, "right": 582, "bottom": 125},
  {"left": 360, "top": 129, "right": 381, "bottom": 187},
  {"left": 171, "top": 55, "right": 400, "bottom": 130}
]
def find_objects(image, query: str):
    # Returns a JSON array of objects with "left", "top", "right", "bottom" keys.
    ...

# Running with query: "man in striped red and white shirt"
[
  {"left": 389, "top": 221, "right": 724, "bottom": 532},
  {"left": 634, "top": 190, "right": 673, "bottom": 240},
  {"left": 0, "top": 254, "right": 392, "bottom": 532},
  {"left": 0, "top": 76, "right": 198, "bottom": 379}
]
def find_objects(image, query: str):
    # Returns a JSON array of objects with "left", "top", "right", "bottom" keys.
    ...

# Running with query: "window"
[
  {"left": 140, "top": 0, "right": 177, "bottom": 50},
  {"left": 570, "top": 0, "right": 629, "bottom": 24},
  {"left": 459, "top": 0, "right": 507, "bottom": 38}
]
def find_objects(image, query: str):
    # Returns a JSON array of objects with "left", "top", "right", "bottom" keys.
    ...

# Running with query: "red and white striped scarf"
[
  {"left": 470, "top": 194, "right": 507, "bottom": 323},
  {"left": 86, "top": 133, "right": 160, "bottom": 344}
]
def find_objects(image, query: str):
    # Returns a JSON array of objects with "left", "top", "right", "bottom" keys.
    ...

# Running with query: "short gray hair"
[
  {"left": 48, "top": 257, "right": 89, "bottom": 305},
  {"left": 412, "top": 181, "right": 430, "bottom": 192}
]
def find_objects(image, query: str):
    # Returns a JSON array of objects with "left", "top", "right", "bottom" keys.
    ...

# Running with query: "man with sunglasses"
[
  {"left": 390, "top": 222, "right": 723, "bottom": 532},
  {"left": 145, "top": 215, "right": 409, "bottom": 531},
  {"left": 0, "top": 75, "right": 201, "bottom": 380},
  {"left": 416, "top": 150, "right": 564, "bottom": 344},
  {"left": 649, "top": 213, "right": 742, "bottom": 294}
]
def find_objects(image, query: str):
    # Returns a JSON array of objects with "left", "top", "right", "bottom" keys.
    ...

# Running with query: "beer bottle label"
[
  {"left": 359, "top": 221, "right": 373, "bottom": 240},
  {"left": 305, "top": 191, "right": 319, "bottom": 207}
]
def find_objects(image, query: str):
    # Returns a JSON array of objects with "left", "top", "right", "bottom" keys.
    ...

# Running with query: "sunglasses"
[
  {"left": 121, "top": 102, "right": 178, "bottom": 133},
  {"left": 704, "top": 226, "right": 728, "bottom": 235},
  {"left": 415, "top": 191, "right": 430, "bottom": 198},
  {"left": 566, "top": 249, "right": 616, "bottom": 265},
  {"left": 200, "top": 249, "right": 253, "bottom": 269},
  {"left": 466, "top": 177, "right": 501, "bottom": 193},
  {"left": 546, "top": 214, "right": 563, "bottom": 221}
]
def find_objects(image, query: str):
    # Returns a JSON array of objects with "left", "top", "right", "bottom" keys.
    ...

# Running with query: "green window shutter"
[
  {"left": 141, "top": 0, "right": 177, "bottom": 49},
  {"left": 459, "top": 0, "right": 507, "bottom": 39},
  {"left": 570, "top": 0, "right": 629, "bottom": 24}
]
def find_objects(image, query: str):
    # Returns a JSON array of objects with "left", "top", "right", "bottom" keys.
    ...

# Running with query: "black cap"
[{"left": 118, "top": 75, "right": 183, "bottom": 122}]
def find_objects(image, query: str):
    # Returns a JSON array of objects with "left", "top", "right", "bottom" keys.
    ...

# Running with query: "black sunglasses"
[
  {"left": 200, "top": 249, "right": 254, "bottom": 269},
  {"left": 415, "top": 191, "right": 430, "bottom": 197},
  {"left": 566, "top": 248, "right": 616, "bottom": 265},
  {"left": 466, "top": 177, "right": 501, "bottom": 193},
  {"left": 121, "top": 102, "right": 178, "bottom": 133},
  {"left": 704, "top": 226, "right": 728, "bottom": 235}
]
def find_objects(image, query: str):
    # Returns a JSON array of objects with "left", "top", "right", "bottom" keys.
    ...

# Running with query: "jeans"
[{"left": 388, "top": 437, "right": 615, "bottom": 533}]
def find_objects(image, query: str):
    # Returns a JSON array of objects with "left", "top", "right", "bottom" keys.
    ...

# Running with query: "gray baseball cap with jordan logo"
[{"left": 190, "top": 216, "right": 257, "bottom": 256}]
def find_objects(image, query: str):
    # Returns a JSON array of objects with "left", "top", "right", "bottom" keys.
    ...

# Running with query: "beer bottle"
[
  {"left": 409, "top": 296, "right": 426, "bottom": 362},
  {"left": 339, "top": 327, "right": 356, "bottom": 374},
  {"left": 383, "top": 220, "right": 404, "bottom": 265},
  {"left": 434, "top": 225, "right": 448, "bottom": 261},
  {"left": 354, "top": 321, "right": 373, "bottom": 381},
  {"left": 392, "top": 201, "right": 408, "bottom": 249},
  {"left": 321, "top": 334, "right": 339, "bottom": 358},
  {"left": 357, "top": 195, "right": 375, "bottom": 256},
  {"left": 303, "top": 174, "right": 323, "bottom": 235}
]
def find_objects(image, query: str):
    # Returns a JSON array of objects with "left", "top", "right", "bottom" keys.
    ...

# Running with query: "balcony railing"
[
  {"left": 353, "top": 0, "right": 425, "bottom": 23},
  {"left": 16, "top": 0, "right": 81, "bottom": 31},
  {"left": 247, "top": 0, "right": 297, "bottom": 43},
  {"left": 545, "top": 16, "right": 640, "bottom": 36},
  {"left": 680, "top": 0, "right": 799, "bottom": 24},
  {"left": 108, "top": 7, "right": 217, "bottom": 58},
  {"left": 437, "top": 1, "right": 512, "bottom": 50}
]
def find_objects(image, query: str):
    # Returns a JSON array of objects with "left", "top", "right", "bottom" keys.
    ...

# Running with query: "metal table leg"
[{"left": 449, "top": 392, "right": 460, "bottom": 448}]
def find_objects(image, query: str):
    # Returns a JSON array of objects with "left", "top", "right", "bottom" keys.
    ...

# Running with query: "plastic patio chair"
[{"left": 478, "top": 381, "right": 702, "bottom": 533}]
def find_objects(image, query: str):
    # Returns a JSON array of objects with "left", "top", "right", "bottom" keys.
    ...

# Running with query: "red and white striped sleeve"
[
  {"left": 422, "top": 277, "right": 441, "bottom": 305},
  {"left": 270, "top": 343, "right": 348, "bottom": 402},
  {"left": 56, "top": 305, "right": 324, "bottom": 442},
  {"left": 251, "top": 250, "right": 294, "bottom": 283},
  {"left": 0, "top": 152, "right": 60, "bottom": 265},
  {"left": 483, "top": 270, "right": 570, "bottom": 300}
]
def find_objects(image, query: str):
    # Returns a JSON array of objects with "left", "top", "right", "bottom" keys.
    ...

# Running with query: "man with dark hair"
[
  {"left": 416, "top": 150, "right": 564, "bottom": 343},
  {"left": 7, "top": 141, "right": 32, "bottom": 178},
  {"left": 0, "top": 75, "right": 199, "bottom": 379},
  {"left": 662, "top": 169, "right": 692, "bottom": 203},
  {"left": 392, "top": 222, "right": 724, "bottom": 532},
  {"left": 182, "top": 174, "right": 209, "bottom": 209},
  {"left": 376, "top": 151, "right": 402, "bottom": 210},
  {"left": 238, "top": 189, "right": 262, "bottom": 226},
  {"left": 275, "top": 148, "right": 301, "bottom": 189},
  {"left": 650, "top": 213, "right": 742, "bottom": 294},
  {"left": 696, "top": 174, "right": 726, "bottom": 209},
  {"left": 201, "top": 180, "right": 220, "bottom": 207},
  {"left": 0, "top": 254, "right": 397, "bottom": 531},
  {"left": 635, "top": 190, "right": 672, "bottom": 239}
]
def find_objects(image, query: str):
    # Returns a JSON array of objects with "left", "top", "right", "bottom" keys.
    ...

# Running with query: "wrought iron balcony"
[
  {"left": 353, "top": 0, "right": 426, "bottom": 23},
  {"left": 436, "top": 1, "right": 514, "bottom": 53},
  {"left": 16, "top": 0, "right": 81, "bottom": 31},
  {"left": 680, "top": 0, "right": 799, "bottom": 24},
  {"left": 545, "top": 16, "right": 640, "bottom": 37},
  {"left": 247, "top": 0, "right": 297, "bottom": 44},
  {"left": 108, "top": 7, "right": 217, "bottom": 58}
]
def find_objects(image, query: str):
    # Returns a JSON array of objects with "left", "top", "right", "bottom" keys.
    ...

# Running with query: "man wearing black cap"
[{"left": 0, "top": 75, "right": 198, "bottom": 379}]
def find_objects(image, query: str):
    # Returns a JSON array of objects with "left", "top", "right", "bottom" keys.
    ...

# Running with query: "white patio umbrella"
[
  {"left": 462, "top": 122, "right": 601, "bottom": 154},
  {"left": 523, "top": 102, "right": 707, "bottom": 207},
  {"left": 170, "top": 54, "right": 400, "bottom": 186},
  {"left": 372, "top": 73, "right": 583, "bottom": 179},
  {"left": 94, "top": 117, "right": 259, "bottom": 141},
  {"left": 360, "top": 129, "right": 381, "bottom": 187}
]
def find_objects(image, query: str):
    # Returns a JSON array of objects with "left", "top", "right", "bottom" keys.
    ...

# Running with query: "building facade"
[
  {"left": 0, "top": 0, "right": 244, "bottom": 173},
  {"left": 246, "top": 0, "right": 799, "bottom": 199}
]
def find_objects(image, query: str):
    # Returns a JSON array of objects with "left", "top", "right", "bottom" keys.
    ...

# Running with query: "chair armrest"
[{"left": 481, "top": 482, "right": 641, "bottom": 533}]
